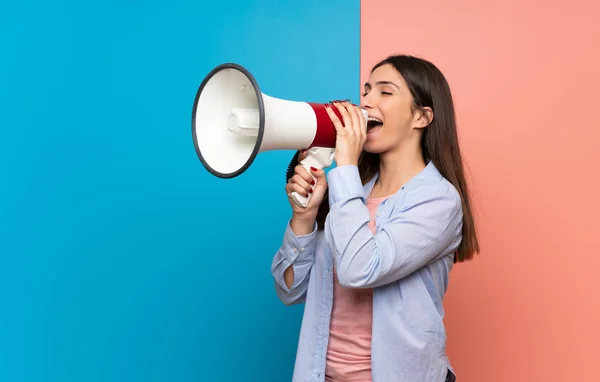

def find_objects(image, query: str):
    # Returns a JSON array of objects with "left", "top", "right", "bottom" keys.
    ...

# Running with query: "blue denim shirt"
[{"left": 271, "top": 161, "right": 463, "bottom": 382}]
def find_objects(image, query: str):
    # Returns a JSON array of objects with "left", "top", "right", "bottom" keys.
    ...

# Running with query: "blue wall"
[{"left": 0, "top": 1, "right": 360, "bottom": 381}]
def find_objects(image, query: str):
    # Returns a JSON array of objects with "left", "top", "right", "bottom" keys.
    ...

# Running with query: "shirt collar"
[{"left": 362, "top": 160, "right": 442, "bottom": 197}]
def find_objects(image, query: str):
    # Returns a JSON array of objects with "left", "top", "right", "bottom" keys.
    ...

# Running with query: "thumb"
[{"left": 310, "top": 167, "right": 327, "bottom": 200}]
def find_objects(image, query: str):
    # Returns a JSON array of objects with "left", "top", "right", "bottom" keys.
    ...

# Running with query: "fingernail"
[
  {"left": 310, "top": 167, "right": 317, "bottom": 172},
  {"left": 311, "top": 179, "right": 315, "bottom": 185},
  {"left": 305, "top": 193, "right": 309, "bottom": 197},
  {"left": 301, "top": 149, "right": 306, "bottom": 153},
  {"left": 308, "top": 188, "right": 313, "bottom": 194}
]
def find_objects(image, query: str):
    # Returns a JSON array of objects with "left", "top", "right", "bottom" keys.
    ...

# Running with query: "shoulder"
[
  {"left": 395, "top": 175, "right": 463, "bottom": 223},
  {"left": 407, "top": 176, "right": 460, "bottom": 202}
]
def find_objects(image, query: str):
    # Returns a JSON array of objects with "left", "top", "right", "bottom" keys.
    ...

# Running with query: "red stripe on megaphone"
[{"left": 306, "top": 102, "right": 341, "bottom": 148}]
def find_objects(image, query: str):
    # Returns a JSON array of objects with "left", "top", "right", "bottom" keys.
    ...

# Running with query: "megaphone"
[{"left": 191, "top": 62, "right": 367, "bottom": 208}]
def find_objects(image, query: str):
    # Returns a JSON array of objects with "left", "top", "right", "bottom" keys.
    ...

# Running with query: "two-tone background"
[{"left": 1, "top": 1, "right": 598, "bottom": 381}]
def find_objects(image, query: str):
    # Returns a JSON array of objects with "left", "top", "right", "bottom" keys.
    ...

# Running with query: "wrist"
[
  {"left": 290, "top": 215, "right": 316, "bottom": 236},
  {"left": 335, "top": 160, "right": 358, "bottom": 167},
  {"left": 334, "top": 155, "right": 358, "bottom": 167}
]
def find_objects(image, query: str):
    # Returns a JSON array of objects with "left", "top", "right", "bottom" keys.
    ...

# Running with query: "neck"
[{"left": 372, "top": 140, "right": 426, "bottom": 197}]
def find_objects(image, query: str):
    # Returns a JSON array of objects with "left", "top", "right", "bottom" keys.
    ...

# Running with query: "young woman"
[{"left": 271, "top": 54, "right": 479, "bottom": 382}]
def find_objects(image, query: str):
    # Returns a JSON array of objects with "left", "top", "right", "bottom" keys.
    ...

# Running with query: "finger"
[
  {"left": 350, "top": 103, "right": 365, "bottom": 138},
  {"left": 359, "top": 107, "right": 367, "bottom": 139},
  {"left": 298, "top": 149, "right": 308, "bottom": 162},
  {"left": 294, "top": 165, "right": 316, "bottom": 186},
  {"left": 324, "top": 104, "right": 344, "bottom": 133},
  {"left": 286, "top": 180, "right": 311, "bottom": 196},
  {"left": 333, "top": 102, "right": 353, "bottom": 133},
  {"left": 287, "top": 182, "right": 311, "bottom": 198},
  {"left": 344, "top": 102, "right": 362, "bottom": 138},
  {"left": 288, "top": 174, "right": 311, "bottom": 192},
  {"left": 309, "top": 166, "right": 326, "bottom": 181},
  {"left": 353, "top": 104, "right": 367, "bottom": 140},
  {"left": 290, "top": 173, "right": 314, "bottom": 194}
]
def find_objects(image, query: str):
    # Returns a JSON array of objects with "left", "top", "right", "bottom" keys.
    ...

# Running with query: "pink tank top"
[{"left": 325, "top": 196, "right": 388, "bottom": 382}]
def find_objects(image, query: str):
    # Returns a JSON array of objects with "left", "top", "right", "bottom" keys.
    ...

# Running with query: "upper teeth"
[{"left": 368, "top": 117, "right": 382, "bottom": 123}]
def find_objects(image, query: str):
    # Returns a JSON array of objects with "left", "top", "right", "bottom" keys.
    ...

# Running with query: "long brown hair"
[{"left": 315, "top": 54, "right": 479, "bottom": 263}]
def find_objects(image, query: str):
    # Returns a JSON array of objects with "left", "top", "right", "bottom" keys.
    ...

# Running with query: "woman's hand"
[
  {"left": 285, "top": 150, "right": 328, "bottom": 225},
  {"left": 325, "top": 101, "right": 367, "bottom": 167}
]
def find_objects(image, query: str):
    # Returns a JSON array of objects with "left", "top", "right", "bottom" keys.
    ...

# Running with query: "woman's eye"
[{"left": 362, "top": 90, "right": 391, "bottom": 97}]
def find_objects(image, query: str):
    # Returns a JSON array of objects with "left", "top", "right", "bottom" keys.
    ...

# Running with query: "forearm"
[
  {"left": 271, "top": 219, "right": 318, "bottom": 305},
  {"left": 324, "top": 166, "right": 463, "bottom": 288}
]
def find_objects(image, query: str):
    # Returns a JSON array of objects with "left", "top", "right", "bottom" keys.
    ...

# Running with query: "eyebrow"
[{"left": 364, "top": 80, "right": 400, "bottom": 89}]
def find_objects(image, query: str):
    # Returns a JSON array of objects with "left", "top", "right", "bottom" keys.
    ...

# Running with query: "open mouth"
[{"left": 367, "top": 117, "right": 383, "bottom": 133}]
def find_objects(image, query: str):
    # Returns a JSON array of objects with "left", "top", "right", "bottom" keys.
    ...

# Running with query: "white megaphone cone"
[{"left": 191, "top": 63, "right": 367, "bottom": 208}]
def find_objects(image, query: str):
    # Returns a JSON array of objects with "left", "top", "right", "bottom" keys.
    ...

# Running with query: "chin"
[{"left": 363, "top": 141, "right": 387, "bottom": 154}]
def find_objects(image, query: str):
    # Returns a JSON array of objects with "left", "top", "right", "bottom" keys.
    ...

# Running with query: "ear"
[{"left": 413, "top": 107, "right": 433, "bottom": 129}]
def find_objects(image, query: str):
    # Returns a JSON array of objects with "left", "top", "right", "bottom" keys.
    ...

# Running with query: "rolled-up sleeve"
[
  {"left": 324, "top": 165, "right": 463, "bottom": 289},
  {"left": 271, "top": 220, "right": 318, "bottom": 305}
]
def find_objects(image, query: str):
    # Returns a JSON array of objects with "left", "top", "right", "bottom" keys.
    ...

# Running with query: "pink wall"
[{"left": 361, "top": 1, "right": 600, "bottom": 380}]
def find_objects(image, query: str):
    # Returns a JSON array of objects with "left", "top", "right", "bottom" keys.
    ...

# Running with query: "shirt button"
[
  {"left": 376, "top": 211, "right": 381, "bottom": 217},
  {"left": 292, "top": 247, "right": 297, "bottom": 253},
  {"left": 300, "top": 247, "right": 305, "bottom": 252}
]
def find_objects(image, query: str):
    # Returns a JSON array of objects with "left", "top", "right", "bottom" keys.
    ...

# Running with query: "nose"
[{"left": 360, "top": 93, "right": 374, "bottom": 110}]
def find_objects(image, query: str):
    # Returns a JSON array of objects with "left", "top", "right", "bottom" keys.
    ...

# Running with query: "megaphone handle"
[{"left": 290, "top": 147, "right": 335, "bottom": 208}]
